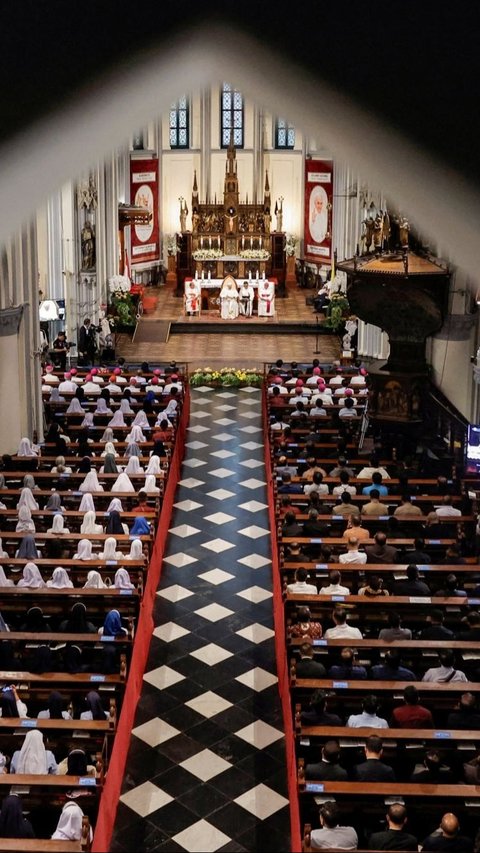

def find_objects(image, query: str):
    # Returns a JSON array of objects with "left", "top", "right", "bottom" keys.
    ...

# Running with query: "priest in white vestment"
[
  {"left": 184, "top": 279, "right": 201, "bottom": 314},
  {"left": 238, "top": 281, "right": 254, "bottom": 316},
  {"left": 219, "top": 278, "right": 239, "bottom": 319},
  {"left": 257, "top": 279, "right": 275, "bottom": 317}
]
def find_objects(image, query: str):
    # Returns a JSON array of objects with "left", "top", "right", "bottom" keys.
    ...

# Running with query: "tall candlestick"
[
  {"left": 256, "top": 269, "right": 259, "bottom": 280},
  {"left": 208, "top": 268, "right": 211, "bottom": 281},
  {"left": 200, "top": 237, "right": 203, "bottom": 248},
  {"left": 242, "top": 236, "right": 245, "bottom": 249},
  {"left": 250, "top": 237, "right": 253, "bottom": 248},
  {"left": 201, "top": 270, "right": 204, "bottom": 280},
  {"left": 249, "top": 270, "right": 252, "bottom": 280},
  {"left": 260, "top": 237, "right": 262, "bottom": 248},
  {"left": 209, "top": 237, "right": 212, "bottom": 248},
  {"left": 195, "top": 269, "right": 198, "bottom": 279}
]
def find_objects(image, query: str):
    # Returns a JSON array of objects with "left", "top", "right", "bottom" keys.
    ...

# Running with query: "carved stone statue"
[
  {"left": 81, "top": 221, "right": 95, "bottom": 270},
  {"left": 399, "top": 216, "right": 410, "bottom": 247},
  {"left": 179, "top": 198, "right": 188, "bottom": 232},
  {"left": 191, "top": 207, "right": 200, "bottom": 234},
  {"left": 373, "top": 213, "right": 384, "bottom": 250},
  {"left": 275, "top": 198, "right": 284, "bottom": 232}
]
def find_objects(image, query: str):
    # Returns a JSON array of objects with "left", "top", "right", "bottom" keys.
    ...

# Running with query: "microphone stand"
[{"left": 314, "top": 314, "right": 321, "bottom": 354}]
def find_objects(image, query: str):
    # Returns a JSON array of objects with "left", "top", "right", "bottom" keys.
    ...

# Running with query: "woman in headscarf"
[
  {"left": 145, "top": 454, "right": 162, "bottom": 475},
  {"left": 79, "top": 492, "right": 95, "bottom": 512},
  {"left": 10, "top": 729, "right": 58, "bottom": 774},
  {"left": 131, "top": 409, "right": 150, "bottom": 431},
  {"left": 106, "top": 497, "right": 123, "bottom": 513},
  {"left": 49, "top": 386, "right": 65, "bottom": 404},
  {"left": 16, "top": 487, "right": 39, "bottom": 512},
  {"left": 77, "top": 456, "right": 92, "bottom": 474},
  {"left": 108, "top": 411, "right": 126, "bottom": 429},
  {"left": 79, "top": 470, "right": 103, "bottom": 492},
  {"left": 101, "top": 440, "right": 118, "bottom": 458},
  {"left": 99, "top": 609, "right": 128, "bottom": 637},
  {"left": 80, "top": 510, "right": 103, "bottom": 535},
  {"left": 46, "top": 513, "right": 70, "bottom": 535},
  {"left": 75, "top": 384, "right": 86, "bottom": 402},
  {"left": 23, "top": 474, "right": 38, "bottom": 491},
  {"left": 105, "top": 510, "right": 128, "bottom": 536},
  {"left": 80, "top": 690, "right": 109, "bottom": 720},
  {"left": 59, "top": 602, "right": 96, "bottom": 633},
  {"left": 83, "top": 570, "right": 107, "bottom": 588},
  {"left": 124, "top": 440, "right": 141, "bottom": 459},
  {"left": 56, "top": 749, "right": 95, "bottom": 778},
  {"left": 51, "top": 801, "right": 90, "bottom": 840},
  {"left": 144, "top": 474, "right": 160, "bottom": 494},
  {"left": 126, "top": 424, "right": 146, "bottom": 443},
  {"left": 20, "top": 606, "right": 51, "bottom": 635},
  {"left": 0, "top": 686, "right": 28, "bottom": 718},
  {"left": 17, "top": 437, "right": 38, "bottom": 458},
  {"left": 15, "top": 536, "right": 42, "bottom": 561},
  {"left": 46, "top": 567, "right": 74, "bottom": 589},
  {"left": 100, "top": 453, "right": 119, "bottom": 475},
  {"left": 124, "top": 455, "right": 144, "bottom": 476},
  {"left": 0, "top": 795, "right": 35, "bottom": 838},
  {"left": 99, "top": 387, "right": 111, "bottom": 404},
  {"left": 45, "top": 492, "right": 64, "bottom": 512},
  {"left": 114, "top": 567, "right": 135, "bottom": 587},
  {"left": 17, "top": 561, "right": 45, "bottom": 588},
  {"left": 66, "top": 397, "right": 84, "bottom": 415},
  {"left": 130, "top": 516, "right": 150, "bottom": 537},
  {"left": 111, "top": 472, "right": 135, "bottom": 493},
  {"left": 80, "top": 411, "right": 95, "bottom": 429},
  {"left": 72, "top": 539, "right": 94, "bottom": 560},
  {"left": 95, "top": 397, "right": 113, "bottom": 416},
  {"left": 98, "top": 537, "right": 123, "bottom": 561},
  {"left": 120, "top": 397, "right": 134, "bottom": 415},
  {"left": 100, "top": 426, "right": 118, "bottom": 444},
  {"left": 37, "top": 690, "right": 72, "bottom": 720},
  {"left": 15, "top": 505, "right": 35, "bottom": 533},
  {"left": 51, "top": 455, "right": 72, "bottom": 475},
  {"left": 125, "top": 538, "right": 144, "bottom": 561},
  {"left": 75, "top": 432, "right": 94, "bottom": 459},
  {"left": 0, "top": 566, "right": 14, "bottom": 587}
]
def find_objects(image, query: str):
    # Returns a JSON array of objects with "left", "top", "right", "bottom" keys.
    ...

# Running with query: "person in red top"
[
  {"left": 152, "top": 420, "right": 173, "bottom": 443},
  {"left": 132, "top": 491, "right": 150, "bottom": 515},
  {"left": 390, "top": 685, "right": 434, "bottom": 728}
]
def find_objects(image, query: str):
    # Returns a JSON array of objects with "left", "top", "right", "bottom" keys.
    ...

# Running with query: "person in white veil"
[
  {"left": 99, "top": 537, "right": 123, "bottom": 561},
  {"left": 99, "top": 454, "right": 120, "bottom": 475},
  {"left": 83, "top": 570, "right": 107, "bottom": 588},
  {"left": 124, "top": 456, "right": 144, "bottom": 476},
  {"left": 120, "top": 398, "right": 134, "bottom": 416},
  {"left": 49, "top": 386, "right": 66, "bottom": 403},
  {"left": 52, "top": 802, "right": 90, "bottom": 842},
  {"left": 132, "top": 410, "right": 150, "bottom": 430},
  {"left": 124, "top": 441, "right": 141, "bottom": 459},
  {"left": 106, "top": 497, "right": 123, "bottom": 513},
  {"left": 145, "top": 455, "right": 162, "bottom": 475},
  {"left": 101, "top": 440, "right": 118, "bottom": 458},
  {"left": 10, "top": 729, "right": 57, "bottom": 774},
  {"left": 47, "top": 567, "right": 74, "bottom": 588},
  {"left": 66, "top": 398, "right": 84, "bottom": 415},
  {"left": 46, "top": 513, "right": 70, "bottom": 535},
  {"left": 17, "top": 437, "right": 38, "bottom": 457},
  {"left": 16, "top": 487, "right": 39, "bottom": 511},
  {"left": 154, "top": 412, "right": 173, "bottom": 429},
  {"left": 80, "top": 411, "right": 95, "bottom": 429},
  {"left": 126, "top": 425, "right": 146, "bottom": 443},
  {"left": 108, "top": 411, "right": 126, "bottom": 429},
  {"left": 0, "top": 565, "right": 14, "bottom": 587},
  {"left": 79, "top": 470, "right": 103, "bottom": 492},
  {"left": 114, "top": 567, "right": 135, "bottom": 588},
  {"left": 144, "top": 474, "right": 160, "bottom": 494},
  {"left": 16, "top": 505, "right": 36, "bottom": 532},
  {"left": 73, "top": 539, "right": 94, "bottom": 560},
  {"left": 80, "top": 510, "right": 103, "bottom": 535},
  {"left": 159, "top": 397, "right": 178, "bottom": 419},
  {"left": 94, "top": 398, "right": 113, "bottom": 416},
  {"left": 111, "top": 472, "right": 135, "bottom": 493},
  {"left": 100, "top": 427, "right": 118, "bottom": 444},
  {"left": 79, "top": 492, "right": 95, "bottom": 512},
  {"left": 17, "top": 562, "right": 46, "bottom": 588},
  {"left": 125, "top": 539, "right": 144, "bottom": 562}
]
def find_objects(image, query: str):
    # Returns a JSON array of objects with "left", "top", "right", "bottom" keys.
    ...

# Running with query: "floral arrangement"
[
  {"left": 190, "top": 367, "right": 263, "bottom": 388},
  {"left": 108, "top": 274, "right": 131, "bottom": 294},
  {"left": 322, "top": 293, "right": 351, "bottom": 332},
  {"left": 285, "top": 234, "right": 298, "bottom": 257},
  {"left": 239, "top": 249, "right": 270, "bottom": 260},
  {"left": 192, "top": 249, "right": 224, "bottom": 260}
]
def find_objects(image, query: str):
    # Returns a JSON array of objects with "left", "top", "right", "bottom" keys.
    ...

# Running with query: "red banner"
[
  {"left": 304, "top": 159, "right": 333, "bottom": 263},
  {"left": 130, "top": 157, "right": 159, "bottom": 264}
]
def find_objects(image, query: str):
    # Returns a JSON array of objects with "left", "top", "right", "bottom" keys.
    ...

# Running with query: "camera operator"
[
  {"left": 51, "top": 330, "right": 71, "bottom": 371},
  {"left": 78, "top": 317, "right": 98, "bottom": 366}
]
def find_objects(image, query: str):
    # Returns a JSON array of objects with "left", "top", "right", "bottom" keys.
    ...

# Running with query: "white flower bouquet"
[
  {"left": 192, "top": 249, "right": 224, "bottom": 260},
  {"left": 108, "top": 274, "right": 131, "bottom": 294},
  {"left": 239, "top": 249, "right": 270, "bottom": 260}
]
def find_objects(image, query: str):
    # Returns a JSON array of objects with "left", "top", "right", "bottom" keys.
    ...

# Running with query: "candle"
[
  {"left": 201, "top": 270, "right": 204, "bottom": 280},
  {"left": 249, "top": 270, "right": 252, "bottom": 280},
  {"left": 195, "top": 269, "right": 198, "bottom": 279},
  {"left": 200, "top": 237, "right": 203, "bottom": 248},
  {"left": 208, "top": 269, "right": 211, "bottom": 281},
  {"left": 209, "top": 237, "right": 212, "bottom": 248},
  {"left": 242, "top": 236, "right": 245, "bottom": 249},
  {"left": 260, "top": 237, "right": 262, "bottom": 249},
  {"left": 256, "top": 269, "right": 259, "bottom": 280},
  {"left": 250, "top": 237, "right": 253, "bottom": 248}
]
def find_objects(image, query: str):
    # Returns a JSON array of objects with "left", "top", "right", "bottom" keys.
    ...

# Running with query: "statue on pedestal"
[
  {"left": 179, "top": 197, "right": 189, "bottom": 232},
  {"left": 275, "top": 197, "right": 284, "bottom": 232}
]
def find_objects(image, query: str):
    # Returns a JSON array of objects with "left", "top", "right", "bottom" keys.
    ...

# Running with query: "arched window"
[
  {"left": 275, "top": 118, "right": 295, "bottom": 149},
  {"left": 221, "top": 83, "right": 244, "bottom": 148},
  {"left": 170, "top": 96, "right": 190, "bottom": 149}
]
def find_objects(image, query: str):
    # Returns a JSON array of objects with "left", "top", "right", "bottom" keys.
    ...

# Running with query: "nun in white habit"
[
  {"left": 16, "top": 487, "right": 39, "bottom": 512},
  {"left": 111, "top": 472, "right": 135, "bottom": 493},
  {"left": 125, "top": 539, "right": 144, "bottom": 561},
  {"left": 79, "top": 492, "right": 95, "bottom": 512},
  {"left": 16, "top": 505, "right": 36, "bottom": 532},
  {"left": 131, "top": 410, "right": 150, "bottom": 430},
  {"left": 144, "top": 474, "right": 160, "bottom": 494},
  {"left": 145, "top": 455, "right": 162, "bottom": 475},
  {"left": 46, "top": 514, "right": 70, "bottom": 535},
  {"left": 114, "top": 567, "right": 135, "bottom": 588},
  {"left": 17, "top": 562, "right": 46, "bottom": 588},
  {"left": 17, "top": 437, "right": 38, "bottom": 457},
  {"left": 101, "top": 441, "right": 119, "bottom": 458},
  {"left": 83, "top": 570, "right": 107, "bottom": 588},
  {"left": 124, "top": 456, "right": 144, "bottom": 476},
  {"left": 79, "top": 471, "right": 103, "bottom": 492},
  {"left": 80, "top": 510, "right": 103, "bottom": 535},
  {"left": 108, "top": 411, "right": 126, "bottom": 428},
  {"left": 100, "top": 427, "right": 118, "bottom": 444},
  {"left": 126, "top": 425, "right": 146, "bottom": 443},
  {"left": 0, "top": 565, "right": 14, "bottom": 587},
  {"left": 94, "top": 398, "right": 113, "bottom": 416},
  {"left": 99, "top": 537, "right": 124, "bottom": 561},
  {"left": 10, "top": 729, "right": 57, "bottom": 774},
  {"left": 66, "top": 398, "right": 85, "bottom": 415},
  {"left": 106, "top": 497, "right": 123, "bottom": 513},
  {"left": 73, "top": 539, "right": 94, "bottom": 560},
  {"left": 80, "top": 412, "right": 95, "bottom": 429},
  {"left": 47, "top": 567, "right": 74, "bottom": 588},
  {"left": 120, "top": 398, "right": 134, "bottom": 415},
  {"left": 52, "top": 802, "right": 89, "bottom": 841}
]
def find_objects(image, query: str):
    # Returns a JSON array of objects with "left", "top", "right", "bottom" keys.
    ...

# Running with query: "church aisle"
[{"left": 110, "top": 387, "right": 291, "bottom": 852}]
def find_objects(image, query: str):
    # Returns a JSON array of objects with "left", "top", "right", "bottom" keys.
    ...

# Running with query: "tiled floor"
[{"left": 110, "top": 388, "right": 291, "bottom": 852}]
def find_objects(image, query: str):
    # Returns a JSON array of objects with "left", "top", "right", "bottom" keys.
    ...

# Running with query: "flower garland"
[
  {"left": 238, "top": 249, "right": 270, "bottom": 260},
  {"left": 192, "top": 249, "right": 224, "bottom": 260},
  {"left": 190, "top": 367, "right": 263, "bottom": 387}
]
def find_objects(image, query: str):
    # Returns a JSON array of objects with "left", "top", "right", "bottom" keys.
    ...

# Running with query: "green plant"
[
  {"left": 110, "top": 292, "right": 137, "bottom": 328},
  {"left": 190, "top": 367, "right": 263, "bottom": 387},
  {"left": 322, "top": 294, "right": 350, "bottom": 332}
]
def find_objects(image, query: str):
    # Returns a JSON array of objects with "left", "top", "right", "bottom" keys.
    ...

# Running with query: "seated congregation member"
[
  {"left": 361, "top": 488, "right": 386, "bottom": 516},
  {"left": 343, "top": 513, "right": 369, "bottom": 541},
  {"left": 0, "top": 686, "right": 28, "bottom": 718},
  {"left": 339, "top": 536, "right": 367, "bottom": 564},
  {"left": 420, "top": 812, "right": 473, "bottom": 853},
  {"left": 287, "top": 568, "right": 317, "bottom": 595},
  {"left": 57, "top": 747, "right": 95, "bottom": 777},
  {"left": 319, "top": 570, "right": 349, "bottom": 595},
  {"left": 358, "top": 574, "right": 389, "bottom": 597},
  {"left": 0, "top": 795, "right": 35, "bottom": 838},
  {"left": 296, "top": 642, "right": 326, "bottom": 677},
  {"left": 368, "top": 803, "right": 418, "bottom": 852},
  {"left": 410, "top": 749, "right": 455, "bottom": 783},
  {"left": 371, "top": 649, "right": 417, "bottom": 681},
  {"left": 324, "top": 607, "right": 363, "bottom": 639},
  {"left": 59, "top": 602, "right": 97, "bottom": 634},
  {"left": 422, "top": 650, "right": 468, "bottom": 683},
  {"left": 105, "top": 509, "right": 129, "bottom": 536},
  {"left": 332, "top": 470, "right": 357, "bottom": 497},
  {"left": 338, "top": 397, "right": 356, "bottom": 418},
  {"left": 309, "top": 801, "right": 358, "bottom": 851},
  {"left": 329, "top": 647, "right": 367, "bottom": 680},
  {"left": 304, "top": 471, "right": 329, "bottom": 496},
  {"left": 446, "top": 692, "right": 480, "bottom": 729},
  {"left": 403, "top": 536, "right": 432, "bottom": 564},
  {"left": 80, "top": 690, "right": 109, "bottom": 720},
  {"left": 365, "top": 531, "right": 399, "bottom": 563},
  {"left": 357, "top": 455, "right": 391, "bottom": 480},
  {"left": 456, "top": 611, "right": 480, "bottom": 640},
  {"left": 290, "top": 606, "right": 322, "bottom": 639},
  {"left": 51, "top": 801, "right": 92, "bottom": 842},
  {"left": 301, "top": 689, "right": 343, "bottom": 726},
  {"left": 362, "top": 471, "right": 388, "bottom": 496},
  {"left": 353, "top": 735, "right": 395, "bottom": 781},
  {"left": 332, "top": 492, "right": 357, "bottom": 518},
  {"left": 419, "top": 609, "right": 455, "bottom": 640},
  {"left": 393, "top": 564, "right": 431, "bottom": 596},
  {"left": 37, "top": 691, "right": 72, "bottom": 720},
  {"left": 434, "top": 572, "right": 467, "bottom": 597},
  {"left": 98, "top": 608, "right": 128, "bottom": 637},
  {"left": 10, "top": 729, "right": 58, "bottom": 774},
  {"left": 282, "top": 510, "right": 303, "bottom": 538},
  {"left": 347, "top": 695, "right": 388, "bottom": 729},
  {"left": 394, "top": 493, "right": 424, "bottom": 518},
  {"left": 390, "top": 685, "right": 433, "bottom": 728},
  {"left": 306, "top": 740, "right": 348, "bottom": 782}
]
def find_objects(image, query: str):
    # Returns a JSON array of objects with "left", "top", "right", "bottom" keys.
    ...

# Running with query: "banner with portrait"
[
  {"left": 304, "top": 159, "right": 333, "bottom": 263},
  {"left": 130, "top": 158, "right": 159, "bottom": 264}
]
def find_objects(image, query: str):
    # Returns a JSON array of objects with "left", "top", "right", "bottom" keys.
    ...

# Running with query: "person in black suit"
[
  {"left": 295, "top": 642, "right": 326, "bottom": 678},
  {"left": 305, "top": 739, "right": 348, "bottom": 780},
  {"left": 77, "top": 317, "right": 97, "bottom": 366},
  {"left": 353, "top": 735, "right": 395, "bottom": 781}
]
